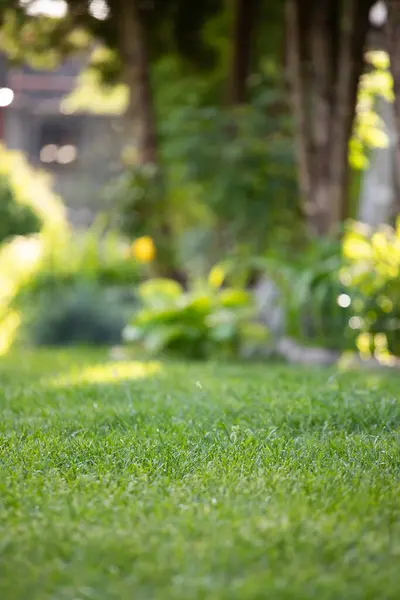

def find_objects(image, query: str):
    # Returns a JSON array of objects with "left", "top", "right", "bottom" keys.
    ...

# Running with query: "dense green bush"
[
  {"left": 0, "top": 215, "right": 140, "bottom": 350},
  {"left": 106, "top": 63, "right": 299, "bottom": 278},
  {"left": 124, "top": 271, "right": 268, "bottom": 359},
  {"left": 9, "top": 225, "right": 140, "bottom": 347},
  {"left": 0, "top": 175, "right": 41, "bottom": 243},
  {"left": 268, "top": 239, "right": 356, "bottom": 352},
  {"left": 24, "top": 281, "right": 126, "bottom": 347},
  {"left": 28, "top": 219, "right": 140, "bottom": 290}
]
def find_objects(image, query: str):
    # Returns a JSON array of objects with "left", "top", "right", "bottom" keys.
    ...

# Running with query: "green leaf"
[
  {"left": 219, "top": 288, "right": 251, "bottom": 308},
  {"left": 239, "top": 322, "right": 269, "bottom": 343},
  {"left": 209, "top": 321, "right": 237, "bottom": 342},
  {"left": 138, "top": 278, "right": 184, "bottom": 309},
  {"left": 142, "top": 324, "right": 185, "bottom": 355}
]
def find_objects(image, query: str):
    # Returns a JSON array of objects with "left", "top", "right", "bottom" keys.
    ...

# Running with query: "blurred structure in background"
[{"left": 0, "top": 50, "right": 124, "bottom": 227}]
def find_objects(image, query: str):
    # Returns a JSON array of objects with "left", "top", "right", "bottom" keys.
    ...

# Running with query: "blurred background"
[{"left": 0, "top": 0, "right": 398, "bottom": 365}]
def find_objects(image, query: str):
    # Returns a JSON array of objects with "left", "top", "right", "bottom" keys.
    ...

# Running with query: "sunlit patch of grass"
[
  {"left": 0, "top": 349, "right": 399, "bottom": 600},
  {"left": 46, "top": 360, "right": 162, "bottom": 387}
]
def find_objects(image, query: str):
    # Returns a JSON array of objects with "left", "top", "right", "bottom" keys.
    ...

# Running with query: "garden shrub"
[
  {"left": 124, "top": 269, "right": 268, "bottom": 359},
  {"left": 25, "top": 281, "right": 126, "bottom": 347},
  {"left": 253, "top": 239, "right": 356, "bottom": 352},
  {"left": 29, "top": 219, "right": 141, "bottom": 289},
  {"left": 0, "top": 210, "right": 139, "bottom": 350},
  {"left": 341, "top": 220, "right": 400, "bottom": 359},
  {"left": 260, "top": 221, "right": 400, "bottom": 359},
  {"left": 9, "top": 224, "right": 140, "bottom": 348}
]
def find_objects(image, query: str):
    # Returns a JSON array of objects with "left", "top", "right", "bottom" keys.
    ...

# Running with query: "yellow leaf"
[
  {"left": 343, "top": 233, "right": 372, "bottom": 261},
  {"left": 366, "top": 50, "right": 390, "bottom": 70}
]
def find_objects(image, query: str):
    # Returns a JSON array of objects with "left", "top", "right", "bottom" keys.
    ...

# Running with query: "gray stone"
[
  {"left": 276, "top": 337, "right": 340, "bottom": 366},
  {"left": 253, "top": 275, "right": 285, "bottom": 339}
]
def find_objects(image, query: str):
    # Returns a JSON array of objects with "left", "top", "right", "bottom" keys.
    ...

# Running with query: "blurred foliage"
[
  {"left": 62, "top": 45, "right": 129, "bottom": 115},
  {"left": 287, "top": 256, "right": 354, "bottom": 353},
  {"left": 247, "top": 240, "right": 355, "bottom": 352},
  {"left": 124, "top": 271, "right": 268, "bottom": 360},
  {"left": 109, "top": 163, "right": 164, "bottom": 240},
  {"left": 162, "top": 102, "right": 296, "bottom": 254},
  {"left": 24, "top": 281, "right": 126, "bottom": 347},
  {"left": 0, "top": 0, "right": 225, "bottom": 73},
  {"left": 0, "top": 235, "right": 42, "bottom": 354},
  {"left": 0, "top": 174, "right": 41, "bottom": 243},
  {"left": 0, "top": 3, "right": 397, "bottom": 361},
  {"left": 0, "top": 216, "right": 140, "bottom": 351},
  {"left": 0, "top": 146, "right": 68, "bottom": 352},
  {"left": 350, "top": 51, "right": 393, "bottom": 171},
  {"left": 26, "top": 218, "right": 140, "bottom": 290},
  {"left": 341, "top": 220, "right": 400, "bottom": 359},
  {"left": 107, "top": 163, "right": 176, "bottom": 276},
  {"left": 107, "top": 60, "right": 298, "bottom": 276},
  {"left": 253, "top": 221, "right": 400, "bottom": 359},
  {"left": 0, "top": 145, "right": 66, "bottom": 235},
  {"left": 64, "top": 45, "right": 223, "bottom": 116}
]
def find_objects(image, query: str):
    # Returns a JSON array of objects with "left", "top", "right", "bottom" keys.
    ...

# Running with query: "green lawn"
[{"left": 0, "top": 349, "right": 399, "bottom": 600}]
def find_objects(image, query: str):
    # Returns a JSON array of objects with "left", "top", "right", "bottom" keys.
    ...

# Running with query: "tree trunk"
[
  {"left": 386, "top": 0, "right": 400, "bottom": 212},
  {"left": 286, "top": 0, "right": 373, "bottom": 236},
  {"left": 117, "top": 0, "right": 181, "bottom": 279},
  {"left": 229, "top": 0, "right": 257, "bottom": 105},
  {"left": 119, "top": 0, "right": 158, "bottom": 165}
]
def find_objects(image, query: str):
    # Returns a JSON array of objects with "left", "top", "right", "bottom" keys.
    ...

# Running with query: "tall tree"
[
  {"left": 285, "top": 0, "right": 374, "bottom": 236},
  {"left": 117, "top": 0, "right": 157, "bottom": 165}
]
